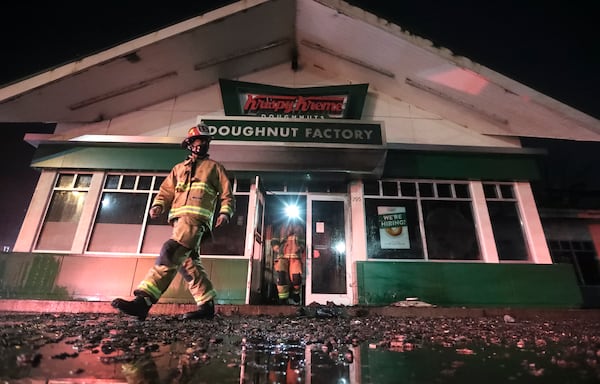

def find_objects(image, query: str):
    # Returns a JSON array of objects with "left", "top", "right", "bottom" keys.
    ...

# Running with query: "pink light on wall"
[{"left": 427, "top": 67, "right": 488, "bottom": 95}]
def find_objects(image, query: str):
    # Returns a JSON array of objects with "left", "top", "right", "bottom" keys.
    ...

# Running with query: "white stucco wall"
[{"left": 52, "top": 63, "right": 521, "bottom": 150}]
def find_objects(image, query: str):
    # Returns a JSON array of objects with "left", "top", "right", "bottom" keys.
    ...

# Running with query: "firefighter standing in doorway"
[{"left": 271, "top": 218, "right": 305, "bottom": 305}]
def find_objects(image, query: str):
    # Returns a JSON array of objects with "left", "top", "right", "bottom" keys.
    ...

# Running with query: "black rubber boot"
[
  {"left": 111, "top": 295, "right": 152, "bottom": 321},
  {"left": 288, "top": 293, "right": 301, "bottom": 306},
  {"left": 182, "top": 299, "right": 215, "bottom": 320},
  {"left": 277, "top": 297, "right": 289, "bottom": 305}
]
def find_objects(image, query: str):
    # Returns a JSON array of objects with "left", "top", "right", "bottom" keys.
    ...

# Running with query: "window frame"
[{"left": 34, "top": 172, "right": 94, "bottom": 252}]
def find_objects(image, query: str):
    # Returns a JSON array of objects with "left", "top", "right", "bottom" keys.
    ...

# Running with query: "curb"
[{"left": 1, "top": 300, "right": 600, "bottom": 320}]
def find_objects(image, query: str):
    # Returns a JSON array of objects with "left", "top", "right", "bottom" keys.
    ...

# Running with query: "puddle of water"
[{"left": 5, "top": 336, "right": 600, "bottom": 383}]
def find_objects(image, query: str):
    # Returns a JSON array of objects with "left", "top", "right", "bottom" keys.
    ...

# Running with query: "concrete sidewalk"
[{"left": 1, "top": 299, "right": 599, "bottom": 320}]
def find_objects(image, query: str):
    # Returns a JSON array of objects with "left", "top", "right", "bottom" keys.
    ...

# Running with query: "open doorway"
[{"left": 262, "top": 194, "right": 307, "bottom": 305}]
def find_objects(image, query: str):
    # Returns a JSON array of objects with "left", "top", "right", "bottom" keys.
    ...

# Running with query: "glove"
[
  {"left": 215, "top": 213, "right": 230, "bottom": 228},
  {"left": 149, "top": 205, "right": 163, "bottom": 219}
]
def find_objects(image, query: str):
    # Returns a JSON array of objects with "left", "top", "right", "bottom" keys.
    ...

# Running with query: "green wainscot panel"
[
  {"left": 0, "top": 253, "right": 70, "bottom": 300},
  {"left": 205, "top": 258, "right": 249, "bottom": 305},
  {"left": 0, "top": 253, "right": 249, "bottom": 304},
  {"left": 356, "top": 261, "right": 583, "bottom": 308}
]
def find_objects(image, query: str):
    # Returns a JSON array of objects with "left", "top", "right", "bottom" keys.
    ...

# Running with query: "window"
[
  {"left": 35, "top": 173, "right": 92, "bottom": 251},
  {"left": 364, "top": 180, "right": 479, "bottom": 260},
  {"left": 483, "top": 183, "right": 528, "bottom": 261},
  {"left": 88, "top": 174, "right": 163, "bottom": 253},
  {"left": 549, "top": 240, "right": 600, "bottom": 285},
  {"left": 87, "top": 173, "right": 248, "bottom": 256},
  {"left": 422, "top": 200, "right": 479, "bottom": 260},
  {"left": 200, "top": 195, "right": 249, "bottom": 256},
  {"left": 364, "top": 198, "right": 423, "bottom": 259}
]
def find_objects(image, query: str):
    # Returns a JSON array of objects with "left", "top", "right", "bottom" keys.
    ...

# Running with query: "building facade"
[{"left": 1, "top": 0, "right": 598, "bottom": 308}]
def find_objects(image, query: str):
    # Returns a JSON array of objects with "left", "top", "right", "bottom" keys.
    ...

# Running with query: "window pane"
[
  {"left": 364, "top": 199, "right": 424, "bottom": 259},
  {"left": 121, "top": 175, "right": 136, "bottom": 190},
  {"left": 141, "top": 207, "right": 171, "bottom": 254},
  {"left": 88, "top": 192, "right": 148, "bottom": 253},
  {"left": 75, "top": 174, "right": 92, "bottom": 188},
  {"left": 363, "top": 181, "right": 379, "bottom": 195},
  {"left": 436, "top": 183, "right": 452, "bottom": 198},
  {"left": 105, "top": 175, "right": 120, "bottom": 189},
  {"left": 138, "top": 176, "right": 153, "bottom": 190},
  {"left": 36, "top": 191, "right": 87, "bottom": 250},
  {"left": 575, "top": 251, "right": 600, "bottom": 285},
  {"left": 418, "top": 183, "right": 434, "bottom": 197},
  {"left": 382, "top": 181, "right": 398, "bottom": 196},
  {"left": 154, "top": 176, "right": 166, "bottom": 190},
  {"left": 200, "top": 195, "right": 249, "bottom": 256},
  {"left": 96, "top": 193, "right": 147, "bottom": 224},
  {"left": 400, "top": 182, "right": 416, "bottom": 197},
  {"left": 483, "top": 184, "right": 497, "bottom": 198},
  {"left": 500, "top": 184, "right": 514, "bottom": 199},
  {"left": 56, "top": 174, "right": 74, "bottom": 188},
  {"left": 487, "top": 201, "right": 528, "bottom": 261},
  {"left": 237, "top": 178, "right": 251, "bottom": 192},
  {"left": 454, "top": 184, "right": 470, "bottom": 198},
  {"left": 423, "top": 200, "right": 480, "bottom": 260}
]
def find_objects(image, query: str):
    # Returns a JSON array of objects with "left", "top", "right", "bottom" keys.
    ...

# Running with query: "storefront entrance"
[
  {"left": 246, "top": 179, "right": 351, "bottom": 305},
  {"left": 305, "top": 195, "right": 351, "bottom": 305}
]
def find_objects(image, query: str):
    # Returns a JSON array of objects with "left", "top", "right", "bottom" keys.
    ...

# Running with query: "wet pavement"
[{"left": 2, "top": 303, "right": 600, "bottom": 383}]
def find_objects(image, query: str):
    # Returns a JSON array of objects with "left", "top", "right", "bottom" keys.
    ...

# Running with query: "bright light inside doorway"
[
  {"left": 284, "top": 203, "right": 300, "bottom": 219},
  {"left": 333, "top": 241, "right": 345, "bottom": 253}
]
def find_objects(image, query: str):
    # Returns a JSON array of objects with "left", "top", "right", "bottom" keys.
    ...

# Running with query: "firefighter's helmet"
[{"left": 181, "top": 122, "right": 212, "bottom": 148}]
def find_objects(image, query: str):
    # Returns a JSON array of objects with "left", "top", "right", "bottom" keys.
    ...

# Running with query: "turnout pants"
[
  {"left": 134, "top": 216, "right": 216, "bottom": 305},
  {"left": 274, "top": 256, "right": 303, "bottom": 300}
]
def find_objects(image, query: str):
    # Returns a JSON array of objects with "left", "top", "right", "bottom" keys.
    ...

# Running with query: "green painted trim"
[
  {"left": 33, "top": 144, "right": 541, "bottom": 182},
  {"left": 356, "top": 261, "right": 583, "bottom": 308},
  {"left": 383, "top": 150, "right": 541, "bottom": 180},
  {"left": 32, "top": 145, "right": 187, "bottom": 171}
]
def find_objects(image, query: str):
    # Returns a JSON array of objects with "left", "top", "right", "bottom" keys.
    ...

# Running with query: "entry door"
[
  {"left": 305, "top": 194, "right": 352, "bottom": 305},
  {"left": 245, "top": 176, "right": 266, "bottom": 304}
]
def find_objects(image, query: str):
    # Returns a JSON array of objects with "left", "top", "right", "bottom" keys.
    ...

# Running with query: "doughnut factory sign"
[
  {"left": 201, "top": 118, "right": 383, "bottom": 146},
  {"left": 219, "top": 79, "right": 369, "bottom": 120}
]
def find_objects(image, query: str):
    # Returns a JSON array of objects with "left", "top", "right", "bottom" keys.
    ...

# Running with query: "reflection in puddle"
[{"left": 2, "top": 324, "right": 354, "bottom": 383}]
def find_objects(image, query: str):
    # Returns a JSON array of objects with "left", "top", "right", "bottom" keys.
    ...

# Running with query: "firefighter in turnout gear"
[
  {"left": 112, "top": 122, "right": 235, "bottom": 321},
  {"left": 271, "top": 219, "right": 305, "bottom": 305}
]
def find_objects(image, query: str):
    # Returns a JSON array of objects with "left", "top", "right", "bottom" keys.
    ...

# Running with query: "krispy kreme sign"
[
  {"left": 243, "top": 94, "right": 347, "bottom": 118},
  {"left": 219, "top": 79, "right": 368, "bottom": 120}
]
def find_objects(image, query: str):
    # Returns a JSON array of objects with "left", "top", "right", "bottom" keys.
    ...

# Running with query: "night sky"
[{"left": 1, "top": 1, "right": 598, "bottom": 249}]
